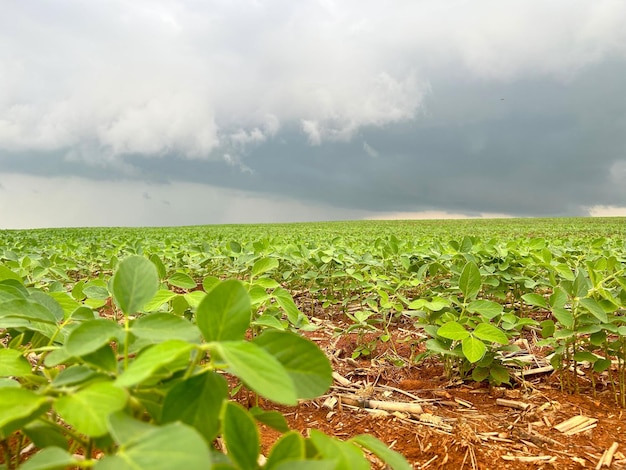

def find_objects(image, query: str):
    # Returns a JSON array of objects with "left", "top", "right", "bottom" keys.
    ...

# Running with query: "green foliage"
[
  {"left": 0, "top": 254, "right": 408, "bottom": 468},
  {"left": 2, "top": 218, "right": 626, "bottom": 466}
]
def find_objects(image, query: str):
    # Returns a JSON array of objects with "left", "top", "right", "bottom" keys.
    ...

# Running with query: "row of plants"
[
  {"left": 0, "top": 256, "right": 410, "bottom": 469},
  {"left": 1, "top": 218, "right": 625, "bottom": 467}
]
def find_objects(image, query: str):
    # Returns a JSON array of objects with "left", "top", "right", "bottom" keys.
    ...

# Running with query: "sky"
[{"left": 1, "top": 1, "right": 626, "bottom": 228}]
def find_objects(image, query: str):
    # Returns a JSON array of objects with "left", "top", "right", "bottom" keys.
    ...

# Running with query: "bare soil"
[{"left": 237, "top": 301, "right": 626, "bottom": 470}]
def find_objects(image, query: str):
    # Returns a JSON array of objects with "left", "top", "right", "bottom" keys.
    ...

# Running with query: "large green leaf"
[
  {"left": 437, "top": 321, "right": 469, "bottom": 341},
  {"left": 96, "top": 422, "right": 211, "bottom": 470},
  {"left": 580, "top": 298, "right": 608, "bottom": 323},
  {"left": 467, "top": 300, "right": 503, "bottom": 319},
  {"left": 107, "top": 411, "right": 155, "bottom": 445},
  {"left": 210, "top": 341, "right": 297, "bottom": 405},
  {"left": 0, "top": 348, "right": 31, "bottom": 377},
  {"left": 131, "top": 313, "right": 201, "bottom": 343},
  {"left": 20, "top": 447, "right": 79, "bottom": 470},
  {"left": 265, "top": 432, "right": 306, "bottom": 470},
  {"left": 24, "top": 422, "right": 69, "bottom": 450},
  {"left": 112, "top": 256, "right": 159, "bottom": 315},
  {"left": 167, "top": 272, "right": 197, "bottom": 290},
  {"left": 459, "top": 261, "right": 481, "bottom": 301},
  {"left": 251, "top": 258, "right": 279, "bottom": 278},
  {"left": 521, "top": 293, "right": 547, "bottom": 309},
  {"left": 461, "top": 337, "right": 486, "bottom": 363},
  {"left": 161, "top": 372, "right": 228, "bottom": 443},
  {"left": 54, "top": 382, "right": 128, "bottom": 437},
  {"left": 115, "top": 340, "right": 193, "bottom": 388},
  {"left": 143, "top": 290, "right": 178, "bottom": 312},
  {"left": 221, "top": 402, "right": 260, "bottom": 470},
  {"left": 0, "top": 388, "right": 50, "bottom": 438},
  {"left": 472, "top": 323, "right": 508, "bottom": 344},
  {"left": 64, "top": 319, "right": 123, "bottom": 358},
  {"left": 196, "top": 280, "right": 251, "bottom": 342},
  {"left": 253, "top": 330, "right": 332, "bottom": 399}
]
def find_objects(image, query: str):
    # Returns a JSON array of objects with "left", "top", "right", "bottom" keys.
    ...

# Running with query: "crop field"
[{"left": 1, "top": 217, "right": 625, "bottom": 469}]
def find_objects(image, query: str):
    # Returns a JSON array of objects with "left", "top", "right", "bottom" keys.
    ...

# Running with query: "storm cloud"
[{"left": 1, "top": 1, "right": 626, "bottom": 227}]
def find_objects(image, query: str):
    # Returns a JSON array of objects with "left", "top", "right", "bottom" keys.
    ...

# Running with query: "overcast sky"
[{"left": 1, "top": 1, "right": 626, "bottom": 228}]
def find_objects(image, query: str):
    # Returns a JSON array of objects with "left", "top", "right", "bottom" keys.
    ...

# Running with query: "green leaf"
[
  {"left": 115, "top": 340, "right": 193, "bottom": 388},
  {"left": 96, "top": 422, "right": 211, "bottom": 470},
  {"left": 408, "top": 297, "right": 448, "bottom": 311},
  {"left": 167, "top": 272, "right": 197, "bottom": 290},
  {"left": 549, "top": 287, "right": 568, "bottom": 309},
  {"left": 149, "top": 254, "right": 167, "bottom": 280},
  {"left": 489, "top": 364, "right": 510, "bottom": 385},
  {"left": 54, "top": 382, "right": 128, "bottom": 437},
  {"left": 471, "top": 366, "right": 490, "bottom": 382},
  {"left": 309, "top": 429, "right": 370, "bottom": 470},
  {"left": 52, "top": 365, "right": 104, "bottom": 388},
  {"left": 202, "top": 276, "right": 220, "bottom": 292},
  {"left": 459, "top": 261, "right": 481, "bottom": 301},
  {"left": 540, "top": 320, "right": 555, "bottom": 338},
  {"left": 82, "top": 344, "right": 118, "bottom": 373},
  {"left": 273, "top": 287, "right": 305, "bottom": 326},
  {"left": 253, "top": 330, "right": 332, "bottom": 399},
  {"left": 350, "top": 434, "right": 412, "bottom": 470},
  {"left": 467, "top": 300, "right": 503, "bottom": 319},
  {"left": 161, "top": 372, "right": 228, "bottom": 443},
  {"left": 461, "top": 337, "right": 486, "bottom": 363},
  {"left": 573, "top": 351, "right": 598, "bottom": 363},
  {"left": 425, "top": 338, "right": 463, "bottom": 357},
  {"left": 20, "top": 447, "right": 79, "bottom": 470},
  {"left": 0, "top": 348, "right": 31, "bottom": 377},
  {"left": 552, "top": 307, "right": 574, "bottom": 328},
  {"left": 196, "top": 280, "right": 251, "bottom": 342},
  {"left": 580, "top": 298, "right": 608, "bottom": 323},
  {"left": 521, "top": 293, "right": 547, "bottom": 309},
  {"left": 24, "top": 422, "right": 69, "bottom": 450},
  {"left": 222, "top": 402, "right": 260, "bottom": 470},
  {"left": 573, "top": 271, "right": 590, "bottom": 298},
  {"left": 112, "top": 256, "right": 159, "bottom": 315},
  {"left": 65, "top": 319, "right": 123, "bottom": 358},
  {"left": 107, "top": 411, "right": 155, "bottom": 445},
  {"left": 265, "top": 432, "right": 306, "bottom": 470},
  {"left": 252, "top": 258, "right": 279, "bottom": 278},
  {"left": 131, "top": 313, "right": 201, "bottom": 343},
  {"left": 594, "top": 358, "right": 612, "bottom": 373},
  {"left": 0, "top": 265, "right": 21, "bottom": 282},
  {"left": 249, "top": 407, "right": 290, "bottom": 433},
  {"left": 211, "top": 341, "right": 297, "bottom": 405},
  {"left": 0, "top": 388, "right": 50, "bottom": 438},
  {"left": 437, "top": 321, "right": 469, "bottom": 341},
  {"left": 144, "top": 290, "right": 178, "bottom": 312},
  {"left": 472, "top": 323, "right": 508, "bottom": 345}
]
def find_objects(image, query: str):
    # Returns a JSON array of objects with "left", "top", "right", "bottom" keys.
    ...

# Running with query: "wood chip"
[
  {"left": 554, "top": 415, "right": 598, "bottom": 435},
  {"left": 338, "top": 394, "right": 424, "bottom": 415},
  {"left": 332, "top": 371, "right": 352, "bottom": 387},
  {"left": 496, "top": 398, "right": 530, "bottom": 410},
  {"left": 596, "top": 442, "right": 619, "bottom": 469},
  {"left": 501, "top": 455, "right": 557, "bottom": 463}
]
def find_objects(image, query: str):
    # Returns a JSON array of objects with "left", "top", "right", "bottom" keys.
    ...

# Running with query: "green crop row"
[{"left": 0, "top": 218, "right": 625, "bottom": 467}]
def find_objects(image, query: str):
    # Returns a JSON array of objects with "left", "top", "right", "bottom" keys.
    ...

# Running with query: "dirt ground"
[{"left": 241, "top": 305, "right": 626, "bottom": 470}]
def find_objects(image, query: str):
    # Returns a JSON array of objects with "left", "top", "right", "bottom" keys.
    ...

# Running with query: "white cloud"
[{"left": 0, "top": 0, "right": 625, "bottom": 165}]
